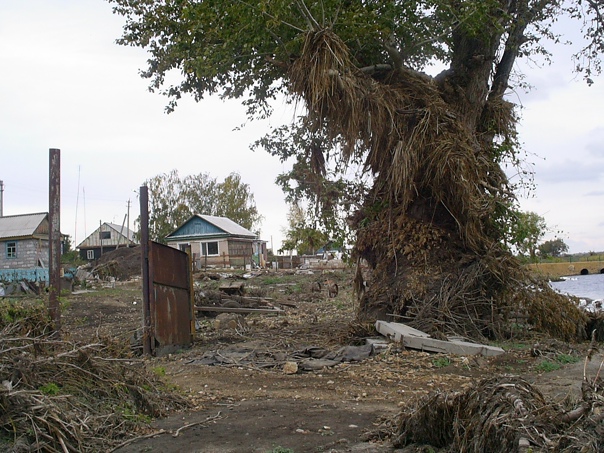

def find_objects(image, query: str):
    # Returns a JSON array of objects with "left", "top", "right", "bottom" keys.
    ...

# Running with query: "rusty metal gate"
[{"left": 145, "top": 241, "right": 194, "bottom": 356}]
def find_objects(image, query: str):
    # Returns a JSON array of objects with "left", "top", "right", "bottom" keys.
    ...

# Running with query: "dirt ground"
[{"left": 61, "top": 266, "right": 602, "bottom": 453}]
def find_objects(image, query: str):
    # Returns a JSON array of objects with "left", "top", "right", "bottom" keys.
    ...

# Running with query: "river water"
[{"left": 549, "top": 273, "right": 604, "bottom": 311}]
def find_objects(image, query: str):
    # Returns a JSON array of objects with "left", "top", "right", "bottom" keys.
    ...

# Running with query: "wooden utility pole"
[{"left": 48, "top": 149, "right": 61, "bottom": 333}]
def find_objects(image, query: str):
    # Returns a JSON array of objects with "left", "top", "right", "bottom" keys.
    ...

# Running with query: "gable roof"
[
  {"left": 0, "top": 212, "right": 49, "bottom": 240},
  {"left": 105, "top": 223, "right": 138, "bottom": 243},
  {"left": 76, "top": 221, "right": 139, "bottom": 249},
  {"left": 166, "top": 214, "right": 256, "bottom": 241}
]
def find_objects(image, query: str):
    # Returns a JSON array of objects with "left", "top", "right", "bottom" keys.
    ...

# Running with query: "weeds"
[
  {"left": 536, "top": 360, "right": 561, "bottom": 373},
  {"left": 152, "top": 366, "right": 166, "bottom": 376},
  {"left": 432, "top": 356, "right": 451, "bottom": 368},
  {"left": 39, "top": 383, "right": 61, "bottom": 395},
  {"left": 535, "top": 353, "right": 580, "bottom": 372}
]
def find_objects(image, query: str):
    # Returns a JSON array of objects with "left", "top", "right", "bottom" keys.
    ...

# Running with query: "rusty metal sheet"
[
  {"left": 153, "top": 285, "right": 192, "bottom": 348},
  {"left": 147, "top": 240, "right": 193, "bottom": 355},
  {"left": 149, "top": 241, "right": 189, "bottom": 289}
]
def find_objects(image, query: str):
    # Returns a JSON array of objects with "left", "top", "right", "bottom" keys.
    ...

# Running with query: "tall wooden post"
[
  {"left": 140, "top": 185, "right": 152, "bottom": 355},
  {"left": 49, "top": 149, "right": 61, "bottom": 333}
]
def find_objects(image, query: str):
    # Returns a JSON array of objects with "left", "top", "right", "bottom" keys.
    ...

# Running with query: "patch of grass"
[
  {"left": 283, "top": 283, "right": 303, "bottom": 295},
  {"left": 39, "top": 383, "right": 61, "bottom": 395},
  {"left": 432, "top": 356, "right": 451, "bottom": 368},
  {"left": 536, "top": 353, "right": 580, "bottom": 373},
  {"left": 152, "top": 366, "right": 166, "bottom": 377},
  {"left": 556, "top": 353, "right": 580, "bottom": 365},
  {"left": 261, "top": 276, "right": 283, "bottom": 285},
  {"left": 535, "top": 360, "right": 561, "bottom": 373},
  {"left": 267, "top": 447, "right": 294, "bottom": 453}
]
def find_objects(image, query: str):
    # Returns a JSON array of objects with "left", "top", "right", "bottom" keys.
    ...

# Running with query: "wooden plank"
[
  {"left": 219, "top": 281, "right": 245, "bottom": 295},
  {"left": 195, "top": 306, "right": 284, "bottom": 314},
  {"left": 375, "top": 321, "right": 504, "bottom": 357}
]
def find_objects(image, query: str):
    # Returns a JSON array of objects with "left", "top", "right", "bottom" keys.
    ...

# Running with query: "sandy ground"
[{"left": 61, "top": 269, "right": 601, "bottom": 453}]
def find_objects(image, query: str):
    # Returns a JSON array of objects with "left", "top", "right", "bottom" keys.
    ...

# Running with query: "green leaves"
[{"left": 144, "top": 170, "right": 261, "bottom": 243}]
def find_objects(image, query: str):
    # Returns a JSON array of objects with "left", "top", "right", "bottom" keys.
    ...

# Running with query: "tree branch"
[
  {"left": 295, "top": 0, "right": 320, "bottom": 31},
  {"left": 383, "top": 35, "right": 404, "bottom": 71},
  {"left": 489, "top": 1, "right": 531, "bottom": 100}
]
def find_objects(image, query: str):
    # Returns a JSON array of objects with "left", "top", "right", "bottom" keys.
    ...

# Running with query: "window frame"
[
  {"left": 201, "top": 241, "right": 219, "bottom": 256},
  {"left": 6, "top": 241, "right": 17, "bottom": 259},
  {"left": 86, "top": 249, "right": 95, "bottom": 260},
  {"left": 100, "top": 231, "right": 111, "bottom": 240}
]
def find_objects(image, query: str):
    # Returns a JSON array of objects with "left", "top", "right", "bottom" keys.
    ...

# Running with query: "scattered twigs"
[
  {"left": 108, "top": 411, "right": 224, "bottom": 451},
  {"left": 108, "top": 429, "right": 167, "bottom": 452},
  {"left": 0, "top": 314, "right": 190, "bottom": 452},
  {"left": 172, "top": 411, "right": 223, "bottom": 437}
]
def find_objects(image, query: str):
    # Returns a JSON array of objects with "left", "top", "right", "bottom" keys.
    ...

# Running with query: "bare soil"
[{"left": 61, "top": 267, "right": 601, "bottom": 453}]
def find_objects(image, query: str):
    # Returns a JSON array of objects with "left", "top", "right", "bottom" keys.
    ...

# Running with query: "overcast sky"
[{"left": 1, "top": 0, "right": 603, "bottom": 254}]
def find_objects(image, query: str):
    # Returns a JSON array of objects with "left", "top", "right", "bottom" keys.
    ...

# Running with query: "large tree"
[{"left": 110, "top": 0, "right": 602, "bottom": 340}]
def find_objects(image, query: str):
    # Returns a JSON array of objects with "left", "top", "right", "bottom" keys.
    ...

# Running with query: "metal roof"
[
  {"left": 166, "top": 214, "right": 257, "bottom": 240},
  {"left": 0, "top": 212, "right": 48, "bottom": 240},
  {"left": 76, "top": 221, "right": 139, "bottom": 249},
  {"left": 196, "top": 215, "right": 256, "bottom": 237},
  {"left": 106, "top": 223, "right": 138, "bottom": 243}
]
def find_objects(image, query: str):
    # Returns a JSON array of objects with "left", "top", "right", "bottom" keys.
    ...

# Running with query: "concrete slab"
[{"left": 375, "top": 321, "right": 504, "bottom": 357}]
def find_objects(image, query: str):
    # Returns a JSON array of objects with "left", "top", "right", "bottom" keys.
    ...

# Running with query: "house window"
[
  {"left": 201, "top": 241, "right": 219, "bottom": 256},
  {"left": 179, "top": 244, "right": 189, "bottom": 252},
  {"left": 87, "top": 250, "right": 95, "bottom": 260},
  {"left": 100, "top": 231, "right": 111, "bottom": 240},
  {"left": 6, "top": 241, "right": 17, "bottom": 259}
]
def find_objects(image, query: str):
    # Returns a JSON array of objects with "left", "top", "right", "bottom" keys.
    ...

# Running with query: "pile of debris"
[
  {"left": 195, "top": 273, "right": 287, "bottom": 317},
  {"left": 0, "top": 302, "right": 189, "bottom": 452},
  {"left": 365, "top": 337, "right": 604, "bottom": 452},
  {"left": 0, "top": 280, "right": 44, "bottom": 296},
  {"left": 66, "top": 246, "right": 142, "bottom": 288}
]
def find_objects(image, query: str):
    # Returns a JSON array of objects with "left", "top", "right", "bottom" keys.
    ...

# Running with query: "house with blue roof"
[{"left": 165, "top": 214, "right": 266, "bottom": 269}]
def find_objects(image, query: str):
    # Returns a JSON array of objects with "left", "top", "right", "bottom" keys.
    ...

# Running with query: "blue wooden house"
[{"left": 165, "top": 214, "right": 266, "bottom": 268}]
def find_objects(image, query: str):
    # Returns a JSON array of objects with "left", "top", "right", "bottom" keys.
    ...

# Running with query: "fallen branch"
[{"left": 172, "top": 411, "right": 223, "bottom": 437}]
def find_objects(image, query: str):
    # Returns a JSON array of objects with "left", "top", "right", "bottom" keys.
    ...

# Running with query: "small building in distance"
[
  {"left": 166, "top": 214, "right": 266, "bottom": 269},
  {"left": 0, "top": 212, "right": 51, "bottom": 282},
  {"left": 77, "top": 222, "right": 138, "bottom": 261}
]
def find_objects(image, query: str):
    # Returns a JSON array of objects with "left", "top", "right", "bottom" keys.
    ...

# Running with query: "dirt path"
[{"left": 61, "top": 270, "right": 599, "bottom": 453}]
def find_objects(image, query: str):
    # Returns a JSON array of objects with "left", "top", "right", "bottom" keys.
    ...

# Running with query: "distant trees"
[
  {"left": 509, "top": 211, "right": 548, "bottom": 260},
  {"left": 144, "top": 170, "right": 262, "bottom": 243},
  {"left": 539, "top": 239, "right": 569, "bottom": 258},
  {"left": 61, "top": 234, "right": 81, "bottom": 264},
  {"left": 280, "top": 203, "right": 328, "bottom": 256},
  {"left": 507, "top": 212, "right": 568, "bottom": 260}
]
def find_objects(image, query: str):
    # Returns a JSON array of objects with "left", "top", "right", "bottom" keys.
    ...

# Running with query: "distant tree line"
[{"left": 143, "top": 170, "right": 262, "bottom": 243}]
